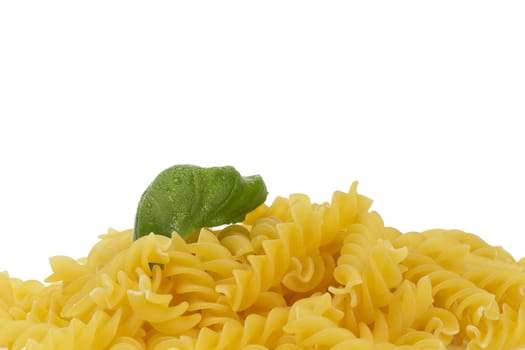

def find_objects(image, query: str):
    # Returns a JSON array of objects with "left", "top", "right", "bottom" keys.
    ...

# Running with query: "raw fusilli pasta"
[{"left": 1, "top": 182, "right": 525, "bottom": 349}]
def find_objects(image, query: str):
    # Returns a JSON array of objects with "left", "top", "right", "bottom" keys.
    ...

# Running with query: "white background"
[{"left": 1, "top": 1, "right": 524, "bottom": 281}]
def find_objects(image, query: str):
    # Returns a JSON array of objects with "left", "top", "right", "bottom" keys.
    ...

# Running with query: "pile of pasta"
[{"left": 1, "top": 183, "right": 525, "bottom": 350}]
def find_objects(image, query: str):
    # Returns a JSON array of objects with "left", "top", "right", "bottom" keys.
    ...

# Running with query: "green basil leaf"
[{"left": 133, "top": 165, "right": 267, "bottom": 240}]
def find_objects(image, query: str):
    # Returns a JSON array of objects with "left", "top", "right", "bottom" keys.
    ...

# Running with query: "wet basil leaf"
[{"left": 134, "top": 165, "right": 267, "bottom": 240}]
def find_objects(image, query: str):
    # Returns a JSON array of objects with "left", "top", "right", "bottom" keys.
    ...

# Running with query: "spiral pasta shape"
[{"left": 1, "top": 182, "right": 525, "bottom": 349}]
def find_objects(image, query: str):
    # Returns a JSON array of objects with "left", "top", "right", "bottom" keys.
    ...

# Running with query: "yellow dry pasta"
[{"left": 1, "top": 182, "right": 525, "bottom": 349}]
